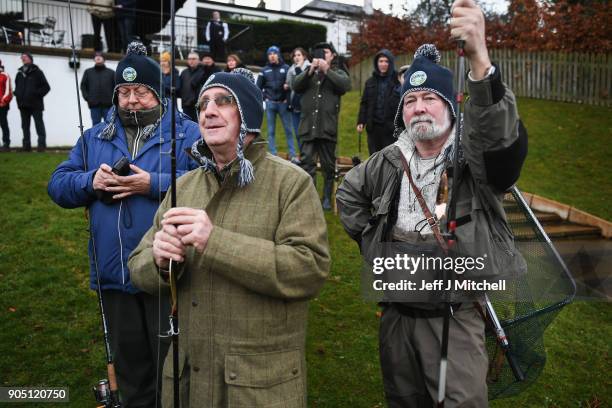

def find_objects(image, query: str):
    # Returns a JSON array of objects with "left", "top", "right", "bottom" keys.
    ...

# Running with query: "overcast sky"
[{"left": 231, "top": 0, "right": 509, "bottom": 15}]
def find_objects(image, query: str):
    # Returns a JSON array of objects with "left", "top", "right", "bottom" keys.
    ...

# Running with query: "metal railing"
[{"left": 0, "top": 0, "right": 239, "bottom": 57}]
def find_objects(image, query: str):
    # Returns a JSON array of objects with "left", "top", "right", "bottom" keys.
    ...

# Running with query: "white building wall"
[{"left": 2, "top": 51, "right": 192, "bottom": 147}]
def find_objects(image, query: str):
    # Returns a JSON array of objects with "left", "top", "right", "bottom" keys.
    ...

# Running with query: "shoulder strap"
[{"left": 398, "top": 152, "right": 449, "bottom": 254}]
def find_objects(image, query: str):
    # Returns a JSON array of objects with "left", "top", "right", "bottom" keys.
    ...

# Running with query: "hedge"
[{"left": 227, "top": 19, "right": 327, "bottom": 65}]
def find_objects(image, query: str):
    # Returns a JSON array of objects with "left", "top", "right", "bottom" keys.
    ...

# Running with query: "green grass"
[{"left": 0, "top": 94, "right": 610, "bottom": 407}]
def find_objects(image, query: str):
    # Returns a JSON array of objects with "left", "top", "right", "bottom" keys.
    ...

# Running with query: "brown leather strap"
[{"left": 398, "top": 152, "right": 449, "bottom": 254}]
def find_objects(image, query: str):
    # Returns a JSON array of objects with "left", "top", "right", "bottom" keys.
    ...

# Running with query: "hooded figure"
[
  {"left": 48, "top": 42, "right": 201, "bottom": 407},
  {"left": 357, "top": 48, "right": 401, "bottom": 155}
]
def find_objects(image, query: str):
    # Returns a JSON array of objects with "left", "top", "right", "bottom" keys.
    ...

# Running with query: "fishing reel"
[{"left": 93, "top": 379, "right": 121, "bottom": 408}]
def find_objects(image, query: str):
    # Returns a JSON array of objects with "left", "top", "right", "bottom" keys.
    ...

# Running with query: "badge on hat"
[
  {"left": 409, "top": 71, "right": 427, "bottom": 86},
  {"left": 122, "top": 67, "right": 137, "bottom": 82}
]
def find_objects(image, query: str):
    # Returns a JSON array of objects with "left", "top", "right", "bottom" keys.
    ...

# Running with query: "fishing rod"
[
  {"left": 436, "top": 39, "right": 466, "bottom": 408},
  {"left": 167, "top": 0, "right": 181, "bottom": 406},
  {"left": 438, "top": 41, "right": 526, "bottom": 406},
  {"left": 67, "top": 1, "right": 121, "bottom": 406}
]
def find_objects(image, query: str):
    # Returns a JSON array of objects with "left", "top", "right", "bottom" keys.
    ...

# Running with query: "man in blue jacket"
[
  {"left": 48, "top": 42, "right": 201, "bottom": 407},
  {"left": 256, "top": 45, "right": 299, "bottom": 163}
]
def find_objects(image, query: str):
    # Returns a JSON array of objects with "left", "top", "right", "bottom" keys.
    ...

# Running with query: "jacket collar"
[
  {"left": 99, "top": 100, "right": 168, "bottom": 141},
  {"left": 382, "top": 129, "right": 455, "bottom": 168},
  {"left": 194, "top": 135, "right": 266, "bottom": 165},
  {"left": 192, "top": 135, "right": 267, "bottom": 183}
]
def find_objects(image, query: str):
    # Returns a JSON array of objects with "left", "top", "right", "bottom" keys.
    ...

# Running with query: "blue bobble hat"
[
  {"left": 191, "top": 68, "right": 263, "bottom": 187},
  {"left": 393, "top": 44, "right": 456, "bottom": 137},
  {"left": 100, "top": 42, "right": 164, "bottom": 141},
  {"left": 113, "top": 42, "right": 162, "bottom": 105},
  {"left": 266, "top": 45, "right": 281, "bottom": 55}
]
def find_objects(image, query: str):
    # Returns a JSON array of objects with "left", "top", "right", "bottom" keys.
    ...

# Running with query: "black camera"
[
  {"left": 95, "top": 156, "right": 131, "bottom": 205},
  {"left": 312, "top": 48, "right": 325, "bottom": 60}
]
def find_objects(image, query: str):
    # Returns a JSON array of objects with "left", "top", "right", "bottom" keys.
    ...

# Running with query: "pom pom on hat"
[
  {"left": 393, "top": 43, "right": 456, "bottom": 137},
  {"left": 126, "top": 41, "right": 147, "bottom": 56},
  {"left": 232, "top": 67, "right": 256, "bottom": 84},
  {"left": 113, "top": 41, "right": 162, "bottom": 105},
  {"left": 414, "top": 44, "right": 441, "bottom": 64}
]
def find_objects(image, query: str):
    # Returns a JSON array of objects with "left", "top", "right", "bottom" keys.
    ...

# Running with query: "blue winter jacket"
[
  {"left": 48, "top": 103, "right": 201, "bottom": 293},
  {"left": 256, "top": 62, "right": 290, "bottom": 102}
]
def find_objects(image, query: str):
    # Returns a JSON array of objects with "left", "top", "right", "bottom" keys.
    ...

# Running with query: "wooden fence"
[{"left": 349, "top": 50, "right": 611, "bottom": 107}]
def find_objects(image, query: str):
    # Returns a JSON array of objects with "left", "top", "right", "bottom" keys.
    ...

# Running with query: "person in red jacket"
[{"left": 0, "top": 60, "right": 12, "bottom": 151}]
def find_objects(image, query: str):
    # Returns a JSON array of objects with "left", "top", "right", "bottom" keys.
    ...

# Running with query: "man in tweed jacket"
[{"left": 129, "top": 69, "right": 330, "bottom": 407}]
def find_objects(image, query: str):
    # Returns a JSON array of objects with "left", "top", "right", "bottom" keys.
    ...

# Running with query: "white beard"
[{"left": 405, "top": 111, "right": 451, "bottom": 141}]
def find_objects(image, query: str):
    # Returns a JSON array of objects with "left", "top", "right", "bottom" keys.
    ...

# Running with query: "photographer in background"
[{"left": 293, "top": 42, "right": 351, "bottom": 211}]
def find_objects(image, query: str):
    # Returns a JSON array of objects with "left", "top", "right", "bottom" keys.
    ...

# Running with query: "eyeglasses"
[
  {"left": 197, "top": 94, "right": 236, "bottom": 111},
  {"left": 117, "top": 87, "right": 152, "bottom": 100}
]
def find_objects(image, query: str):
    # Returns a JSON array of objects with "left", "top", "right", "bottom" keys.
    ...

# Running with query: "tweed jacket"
[{"left": 129, "top": 138, "right": 330, "bottom": 407}]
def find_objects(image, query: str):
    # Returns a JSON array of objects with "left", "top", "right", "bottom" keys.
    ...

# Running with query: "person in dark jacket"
[
  {"left": 337, "top": 2, "right": 528, "bottom": 404},
  {"left": 256, "top": 45, "right": 298, "bottom": 162},
  {"left": 14, "top": 52, "right": 50, "bottom": 152},
  {"left": 48, "top": 42, "right": 201, "bottom": 407},
  {"left": 178, "top": 51, "right": 202, "bottom": 121},
  {"left": 81, "top": 52, "right": 115, "bottom": 126},
  {"left": 357, "top": 49, "right": 401, "bottom": 155},
  {"left": 293, "top": 42, "right": 351, "bottom": 210},
  {"left": 115, "top": 0, "right": 136, "bottom": 52},
  {"left": 204, "top": 11, "right": 229, "bottom": 61},
  {"left": 190, "top": 52, "right": 221, "bottom": 100}
]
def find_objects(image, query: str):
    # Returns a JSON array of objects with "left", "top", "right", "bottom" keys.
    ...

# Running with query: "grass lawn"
[{"left": 0, "top": 93, "right": 610, "bottom": 407}]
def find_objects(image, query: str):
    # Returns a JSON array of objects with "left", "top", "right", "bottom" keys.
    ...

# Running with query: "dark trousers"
[
  {"left": 210, "top": 40, "right": 226, "bottom": 62},
  {"left": 182, "top": 105, "right": 197, "bottom": 122},
  {"left": 301, "top": 139, "right": 336, "bottom": 184},
  {"left": 301, "top": 138, "right": 336, "bottom": 208},
  {"left": 117, "top": 17, "right": 135, "bottom": 52},
  {"left": 379, "top": 305, "right": 489, "bottom": 407},
  {"left": 90, "top": 106, "right": 111, "bottom": 125},
  {"left": 104, "top": 290, "right": 171, "bottom": 408},
  {"left": 0, "top": 106, "right": 9, "bottom": 147},
  {"left": 367, "top": 123, "right": 395, "bottom": 155},
  {"left": 91, "top": 15, "right": 115, "bottom": 52},
  {"left": 19, "top": 108, "right": 46, "bottom": 149}
]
